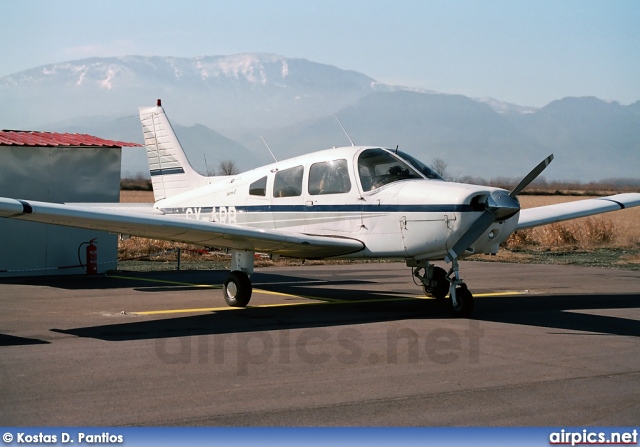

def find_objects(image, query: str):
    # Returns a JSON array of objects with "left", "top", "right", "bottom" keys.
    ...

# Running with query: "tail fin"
[{"left": 138, "top": 100, "right": 206, "bottom": 201}]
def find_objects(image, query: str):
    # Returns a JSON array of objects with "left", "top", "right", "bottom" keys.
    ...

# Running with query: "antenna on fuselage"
[
  {"left": 260, "top": 136, "right": 278, "bottom": 162},
  {"left": 203, "top": 154, "right": 213, "bottom": 176},
  {"left": 334, "top": 114, "right": 355, "bottom": 147}
]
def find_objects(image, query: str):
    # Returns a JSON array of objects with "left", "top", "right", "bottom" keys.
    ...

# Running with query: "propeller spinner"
[{"left": 445, "top": 154, "right": 554, "bottom": 263}]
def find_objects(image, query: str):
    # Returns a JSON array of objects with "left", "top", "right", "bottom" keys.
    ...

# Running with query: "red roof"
[{"left": 0, "top": 131, "right": 142, "bottom": 148}]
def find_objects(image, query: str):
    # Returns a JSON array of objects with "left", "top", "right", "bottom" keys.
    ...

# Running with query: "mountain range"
[{"left": 1, "top": 54, "right": 638, "bottom": 182}]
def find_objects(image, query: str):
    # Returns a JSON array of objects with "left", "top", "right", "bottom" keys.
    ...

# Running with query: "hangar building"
[{"left": 0, "top": 131, "right": 141, "bottom": 277}]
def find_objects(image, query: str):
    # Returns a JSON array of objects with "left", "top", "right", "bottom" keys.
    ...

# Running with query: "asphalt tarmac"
[{"left": 1, "top": 261, "right": 639, "bottom": 426}]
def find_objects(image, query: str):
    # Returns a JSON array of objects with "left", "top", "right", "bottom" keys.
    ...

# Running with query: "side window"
[
  {"left": 273, "top": 165, "right": 303, "bottom": 198},
  {"left": 249, "top": 176, "right": 267, "bottom": 196},
  {"left": 308, "top": 159, "right": 351, "bottom": 195}
]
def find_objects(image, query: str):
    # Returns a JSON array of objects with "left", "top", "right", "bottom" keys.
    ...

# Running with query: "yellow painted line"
[
  {"left": 130, "top": 294, "right": 455, "bottom": 315},
  {"left": 108, "top": 274, "right": 528, "bottom": 315},
  {"left": 133, "top": 299, "right": 328, "bottom": 315},
  {"left": 472, "top": 291, "right": 526, "bottom": 297},
  {"left": 133, "top": 291, "right": 528, "bottom": 315},
  {"left": 131, "top": 293, "right": 420, "bottom": 315},
  {"left": 134, "top": 306, "right": 236, "bottom": 315},
  {"left": 253, "top": 288, "right": 349, "bottom": 303},
  {"left": 106, "top": 274, "right": 221, "bottom": 289},
  {"left": 131, "top": 298, "right": 382, "bottom": 315},
  {"left": 409, "top": 291, "right": 526, "bottom": 299}
]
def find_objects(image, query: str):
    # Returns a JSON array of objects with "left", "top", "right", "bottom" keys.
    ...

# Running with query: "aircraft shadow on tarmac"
[
  {"left": 0, "top": 334, "right": 50, "bottom": 347},
  {"left": 4, "top": 269, "right": 638, "bottom": 341},
  {"left": 50, "top": 288, "right": 445, "bottom": 342},
  {"left": 0, "top": 270, "right": 374, "bottom": 292},
  {"left": 49, "top": 287, "right": 640, "bottom": 341},
  {"left": 0, "top": 270, "right": 229, "bottom": 290},
  {"left": 474, "top": 293, "right": 640, "bottom": 338}
]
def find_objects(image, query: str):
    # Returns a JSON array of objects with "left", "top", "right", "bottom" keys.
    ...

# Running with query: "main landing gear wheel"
[
  {"left": 451, "top": 285, "right": 474, "bottom": 318},
  {"left": 223, "top": 271, "right": 252, "bottom": 307},
  {"left": 423, "top": 266, "right": 449, "bottom": 300}
]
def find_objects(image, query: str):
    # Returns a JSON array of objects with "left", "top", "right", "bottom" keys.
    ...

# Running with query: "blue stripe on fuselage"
[{"left": 160, "top": 204, "right": 477, "bottom": 214}]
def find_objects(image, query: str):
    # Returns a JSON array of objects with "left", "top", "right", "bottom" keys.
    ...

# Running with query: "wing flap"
[
  {"left": 0, "top": 197, "right": 364, "bottom": 258},
  {"left": 68, "top": 202, "right": 163, "bottom": 215},
  {"left": 517, "top": 193, "right": 640, "bottom": 230}
]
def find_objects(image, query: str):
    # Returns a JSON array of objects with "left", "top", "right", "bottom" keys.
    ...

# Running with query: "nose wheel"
[
  {"left": 410, "top": 259, "right": 475, "bottom": 317},
  {"left": 447, "top": 259, "right": 474, "bottom": 318},
  {"left": 450, "top": 284, "right": 474, "bottom": 318}
]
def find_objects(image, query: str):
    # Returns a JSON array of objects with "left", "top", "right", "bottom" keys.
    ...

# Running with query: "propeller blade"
[
  {"left": 509, "top": 154, "right": 554, "bottom": 198},
  {"left": 445, "top": 155, "right": 554, "bottom": 263},
  {"left": 445, "top": 211, "right": 495, "bottom": 263}
]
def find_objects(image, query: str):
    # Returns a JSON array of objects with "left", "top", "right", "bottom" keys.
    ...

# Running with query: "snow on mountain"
[
  {"left": 0, "top": 54, "right": 385, "bottom": 130},
  {"left": 3, "top": 54, "right": 297, "bottom": 88},
  {"left": 475, "top": 97, "right": 538, "bottom": 115},
  {"left": 1, "top": 54, "right": 638, "bottom": 181}
]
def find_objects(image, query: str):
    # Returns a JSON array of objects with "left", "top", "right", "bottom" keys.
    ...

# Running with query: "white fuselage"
[{"left": 153, "top": 146, "right": 518, "bottom": 261}]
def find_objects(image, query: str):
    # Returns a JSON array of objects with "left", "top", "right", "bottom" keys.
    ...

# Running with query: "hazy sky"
[{"left": 2, "top": 0, "right": 638, "bottom": 107}]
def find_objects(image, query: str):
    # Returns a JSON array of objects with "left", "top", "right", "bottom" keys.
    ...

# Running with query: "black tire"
[
  {"left": 451, "top": 285, "right": 474, "bottom": 318},
  {"left": 223, "top": 271, "right": 252, "bottom": 307},
  {"left": 423, "top": 266, "right": 449, "bottom": 300}
]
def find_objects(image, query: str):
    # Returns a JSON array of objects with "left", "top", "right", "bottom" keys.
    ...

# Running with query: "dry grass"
[
  {"left": 118, "top": 236, "right": 362, "bottom": 268},
  {"left": 512, "top": 196, "right": 640, "bottom": 249},
  {"left": 619, "top": 252, "right": 640, "bottom": 265},
  {"left": 119, "top": 237, "right": 194, "bottom": 261},
  {"left": 120, "top": 178, "right": 152, "bottom": 191},
  {"left": 506, "top": 218, "right": 617, "bottom": 250},
  {"left": 120, "top": 190, "right": 154, "bottom": 203}
]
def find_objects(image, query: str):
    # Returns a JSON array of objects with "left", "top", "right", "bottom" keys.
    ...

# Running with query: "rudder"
[{"left": 138, "top": 100, "right": 205, "bottom": 201}]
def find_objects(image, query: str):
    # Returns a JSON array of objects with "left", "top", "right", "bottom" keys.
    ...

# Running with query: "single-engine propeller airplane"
[{"left": 1, "top": 100, "right": 639, "bottom": 317}]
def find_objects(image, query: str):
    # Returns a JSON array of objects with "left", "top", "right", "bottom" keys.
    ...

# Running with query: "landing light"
[{"left": 488, "top": 230, "right": 496, "bottom": 240}]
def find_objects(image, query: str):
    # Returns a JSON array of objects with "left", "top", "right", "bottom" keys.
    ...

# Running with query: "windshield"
[
  {"left": 395, "top": 150, "right": 444, "bottom": 180},
  {"left": 357, "top": 148, "right": 424, "bottom": 191}
]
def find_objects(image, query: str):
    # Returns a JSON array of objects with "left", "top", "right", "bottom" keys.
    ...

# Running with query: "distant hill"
[
  {"left": 505, "top": 97, "right": 640, "bottom": 179},
  {"left": 252, "top": 91, "right": 545, "bottom": 171},
  {"left": 1, "top": 54, "right": 638, "bottom": 181},
  {"left": 0, "top": 54, "right": 389, "bottom": 131},
  {"left": 248, "top": 91, "right": 639, "bottom": 181}
]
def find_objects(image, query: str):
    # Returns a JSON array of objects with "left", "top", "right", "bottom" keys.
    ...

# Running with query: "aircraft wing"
[
  {"left": 517, "top": 193, "right": 640, "bottom": 230},
  {"left": 0, "top": 197, "right": 364, "bottom": 258}
]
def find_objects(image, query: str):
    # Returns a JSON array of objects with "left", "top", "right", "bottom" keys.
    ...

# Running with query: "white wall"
[{"left": 0, "top": 146, "right": 121, "bottom": 276}]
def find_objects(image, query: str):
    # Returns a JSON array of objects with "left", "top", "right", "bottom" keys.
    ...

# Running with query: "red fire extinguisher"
[{"left": 86, "top": 238, "right": 98, "bottom": 275}]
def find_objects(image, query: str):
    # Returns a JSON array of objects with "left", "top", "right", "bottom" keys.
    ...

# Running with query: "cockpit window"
[
  {"left": 395, "top": 150, "right": 444, "bottom": 180},
  {"left": 357, "top": 148, "right": 423, "bottom": 192}
]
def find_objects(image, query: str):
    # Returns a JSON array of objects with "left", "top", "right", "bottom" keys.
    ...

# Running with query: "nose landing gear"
[{"left": 410, "top": 259, "right": 475, "bottom": 318}]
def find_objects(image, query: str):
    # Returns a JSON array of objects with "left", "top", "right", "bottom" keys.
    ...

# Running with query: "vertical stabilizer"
[{"left": 138, "top": 100, "right": 205, "bottom": 201}]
